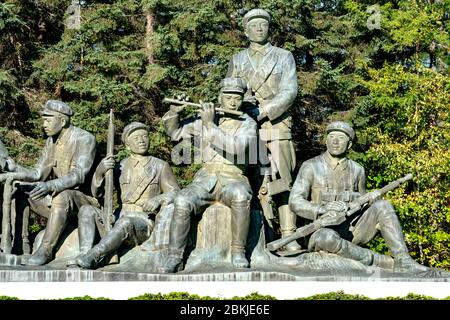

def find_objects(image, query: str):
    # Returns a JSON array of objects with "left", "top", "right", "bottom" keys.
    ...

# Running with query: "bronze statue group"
[{"left": 0, "top": 9, "right": 442, "bottom": 276}]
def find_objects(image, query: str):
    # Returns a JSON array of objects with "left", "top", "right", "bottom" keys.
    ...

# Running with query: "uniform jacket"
[
  {"left": 289, "top": 152, "right": 366, "bottom": 221},
  {"left": 162, "top": 110, "right": 257, "bottom": 192},
  {"left": 91, "top": 155, "right": 180, "bottom": 209},
  {"left": 16, "top": 125, "right": 96, "bottom": 194},
  {"left": 227, "top": 43, "right": 298, "bottom": 141}
]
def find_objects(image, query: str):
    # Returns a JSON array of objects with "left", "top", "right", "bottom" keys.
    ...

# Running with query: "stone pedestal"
[{"left": 185, "top": 203, "right": 232, "bottom": 270}]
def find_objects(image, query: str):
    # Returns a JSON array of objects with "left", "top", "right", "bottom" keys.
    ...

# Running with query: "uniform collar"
[
  {"left": 129, "top": 154, "right": 151, "bottom": 168},
  {"left": 248, "top": 42, "right": 273, "bottom": 56},
  {"left": 323, "top": 151, "right": 348, "bottom": 171},
  {"left": 54, "top": 125, "right": 73, "bottom": 146}
]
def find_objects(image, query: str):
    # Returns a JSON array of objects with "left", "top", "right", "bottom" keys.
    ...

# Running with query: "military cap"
[
  {"left": 219, "top": 77, "right": 247, "bottom": 94},
  {"left": 40, "top": 100, "right": 74, "bottom": 117},
  {"left": 326, "top": 121, "right": 355, "bottom": 141},
  {"left": 243, "top": 8, "right": 271, "bottom": 28},
  {"left": 122, "top": 122, "right": 149, "bottom": 143}
]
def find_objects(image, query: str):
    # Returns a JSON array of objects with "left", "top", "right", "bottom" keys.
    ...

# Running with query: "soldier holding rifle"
[
  {"left": 73, "top": 122, "right": 180, "bottom": 269},
  {"left": 160, "top": 77, "right": 257, "bottom": 273},
  {"left": 288, "top": 121, "right": 431, "bottom": 272}
]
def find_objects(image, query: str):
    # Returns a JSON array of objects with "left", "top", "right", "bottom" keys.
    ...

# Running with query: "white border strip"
[{"left": 0, "top": 282, "right": 449, "bottom": 299}]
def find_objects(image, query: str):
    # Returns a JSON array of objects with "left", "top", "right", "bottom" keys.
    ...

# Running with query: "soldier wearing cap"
[
  {"left": 72, "top": 122, "right": 180, "bottom": 269},
  {"left": 160, "top": 77, "right": 257, "bottom": 272},
  {"left": 226, "top": 8, "right": 300, "bottom": 253},
  {"left": 0, "top": 100, "right": 97, "bottom": 265},
  {"left": 289, "top": 121, "right": 431, "bottom": 272}
]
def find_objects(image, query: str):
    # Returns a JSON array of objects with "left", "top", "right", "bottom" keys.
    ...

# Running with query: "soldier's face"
[
  {"left": 221, "top": 93, "right": 243, "bottom": 111},
  {"left": 126, "top": 129, "right": 149, "bottom": 155},
  {"left": 42, "top": 115, "right": 65, "bottom": 137},
  {"left": 326, "top": 131, "right": 352, "bottom": 157},
  {"left": 245, "top": 18, "right": 269, "bottom": 44}
]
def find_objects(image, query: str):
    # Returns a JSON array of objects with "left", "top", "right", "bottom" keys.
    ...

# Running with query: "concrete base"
[{"left": 0, "top": 266, "right": 449, "bottom": 282}]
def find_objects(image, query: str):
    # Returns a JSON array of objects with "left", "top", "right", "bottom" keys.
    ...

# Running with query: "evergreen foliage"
[{"left": 0, "top": 0, "right": 448, "bottom": 269}]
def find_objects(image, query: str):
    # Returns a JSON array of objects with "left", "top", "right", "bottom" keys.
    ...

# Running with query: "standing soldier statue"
[
  {"left": 0, "top": 100, "right": 97, "bottom": 265},
  {"left": 227, "top": 8, "right": 300, "bottom": 253},
  {"left": 289, "top": 121, "right": 432, "bottom": 272},
  {"left": 160, "top": 77, "right": 257, "bottom": 273},
  {"left": 72, "top": 122, "right": 180, "bottom": 269}
]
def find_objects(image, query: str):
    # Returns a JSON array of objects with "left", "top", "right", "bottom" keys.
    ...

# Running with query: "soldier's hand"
[
  {"left": 169, "top": 93, "right": 190, "bottom": 114},
  {"left": 29, "top": 182, "right": 51, "bottom": 201},
  {"left": 97, "top": 156, "right": 114, "bottom": 176},
  {"left": 243, "top": 96, "right": 257, "bottom": 106},
  {"left": 143, "top": 198, "right": 161, "bottom": 213},
  {"left": 198, "top": 101, "right": 215, "bottom": 129},
  {"left": 367, "top": 190, "right": 382, "bottom": 205},
  {"left": 0, "top": 173, "right": 12, "bottom": 182},
  {"left": 256, "top": 107, "right": 268, "bottom": 122},
  {"left": 320, "top": 201, "right": 347, "bottom": 214},
  {"left": 177, "top": 93, "right": 190, "bottom": 102},
  {"left": 169, "top": 104, "right": 185, "bottom": 114}
]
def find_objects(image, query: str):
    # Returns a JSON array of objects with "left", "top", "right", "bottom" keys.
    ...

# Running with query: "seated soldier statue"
[
  {"left": 160, "top": 77, "right": 258, "bottom": 273},
  {"left": 0, "top": 100, "right": 97, "bottom": 265},
  {"left": 73, "top": 122, "right": 180, "bottom": 269},
  {"left": 289, "top": 121, "right": 431, "bottom": 272}
]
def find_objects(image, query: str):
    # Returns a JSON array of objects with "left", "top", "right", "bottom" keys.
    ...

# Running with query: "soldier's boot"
[
  {"left": 393, "top": 253, "right": 429, "bottom": 273},
  {"left": 373, "top": 253, "right": 395, "bottom": 269},
  {"left": 67, "top": 207, "right": 97, "bottom": 267},
  {"left": 230, "top": 200, "right": 250, "bottom": 268},
  {"left": 157, "top": 208, "right": 191, "bottom": 274},
  {"left": 76, "top": 247, "right": 103, "bottom": 269},
  {"left": 76, "top": 221, "right": 128, "bottom": 269},
  {"left": 24, "top": 207, "right": 68, "bottom": 266},
  {"left": 279, "top": 205, "right": 302, "bottom": 253},
  {"left": 78, "top": 205, "right": 97, "bottom": 254},
  {"left": 377, "top": 210, "right": 429, "bottom": 273},
  {"left": 337, "top": 240, "right": 393, "bottom": 268}
]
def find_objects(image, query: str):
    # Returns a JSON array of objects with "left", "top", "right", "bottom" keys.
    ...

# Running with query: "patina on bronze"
[
  {"left": 160, "top": 77, "right": 257, "bottom": 273},
  {"left": 0, "top": 100, "right": 97, "bottom": 266},
  {"left": 72, "top": 122, "right": 180, "bottom": 269},
  {"left": 226, "top": 8, "right": 300, "bottom": 253},
  {"left": 288, "top": 121, "right": 433, "bottom": 273}
]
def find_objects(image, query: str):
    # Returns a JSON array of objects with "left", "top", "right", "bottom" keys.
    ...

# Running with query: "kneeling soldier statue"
[
  {"left": 288, "top": 121, "right": 431, "bottom": 272},
  {"left": 73, "top": 122, "right": 180, "bottom": 269}
]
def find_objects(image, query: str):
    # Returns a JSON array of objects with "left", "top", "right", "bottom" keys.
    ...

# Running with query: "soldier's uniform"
[
  {"left": 14, "top": 100, "right": 97, "bottom": 265},
  {"left": 74, "top": 122, "right": 180, "bottom": 269},
  {"left": 161, "top": 78, "right": 257, "bottom": 271},
  {"left": 289, "top": 121, "right": 430, "bottom": 272},
  {"left": 226, "top": 9, "right": 300, "bottom": 251}
]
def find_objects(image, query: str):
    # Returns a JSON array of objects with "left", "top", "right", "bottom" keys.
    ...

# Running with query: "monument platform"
[{"left": 0, "top": 265, "right": 448, "bottom": 282}]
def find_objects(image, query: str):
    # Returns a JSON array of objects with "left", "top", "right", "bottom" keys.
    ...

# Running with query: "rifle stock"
[{"left": 266, "top": 173, "right": 413, "bottom": 252}]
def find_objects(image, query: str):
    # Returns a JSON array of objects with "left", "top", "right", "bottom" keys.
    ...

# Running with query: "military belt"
[
  {"left": 122, "top": 203, "right": 145, "bottom": 213},
  {"left": 202, "top": 163, "right": 243, "bottom": 175}
]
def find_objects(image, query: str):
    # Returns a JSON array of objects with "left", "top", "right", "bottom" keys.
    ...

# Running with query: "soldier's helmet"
[
  {"left": 326, "top": 121, "right": 355, "bottom": 141},
  {"left": 242, "top": 8, "right": 271, "bottom": 28},
  {"left": 219, "top": 77, "right": 247, "bottom": 94},
  {"left": 40, "top": 100, "right": 74, "bottom": 117}
]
